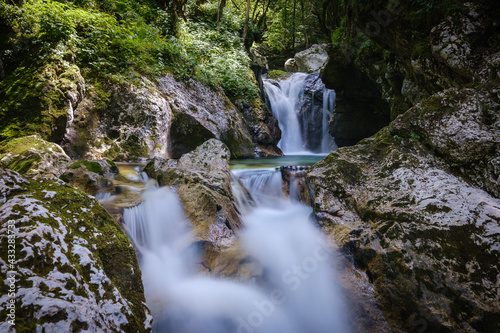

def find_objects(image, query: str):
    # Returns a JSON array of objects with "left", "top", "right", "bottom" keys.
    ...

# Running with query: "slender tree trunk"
[
  {"left": 242, "top": 0, "right": 251, "bottom": 42},
  {"left": 251, "top": 0, "right": 260, "bottom": 23},
  {"left": 301, "top": 0, "right": 308, "bottom": 47},
  {"left": 257, "top": 0, "right": 271, "bottom": 29},
  {"left": 292, "top": 0, "right": 296, "bottom": 49},
  {"left": 217, "top": 0, "right": 226, "bottom": 25}
]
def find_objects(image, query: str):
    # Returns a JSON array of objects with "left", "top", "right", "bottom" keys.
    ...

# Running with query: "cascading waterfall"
[
  {"left": 124, "top": 171, "right": 351, "bottom": 333},
  {"left": 264, "top": 73, "right": 308, "bottom": 154},
  {"left": 264, "top": 72, "right": 337, "bottom": 154}
]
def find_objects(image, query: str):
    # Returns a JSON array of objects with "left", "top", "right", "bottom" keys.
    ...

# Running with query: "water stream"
[
  {"left": 122, "top": 71, "right": 349, "bottom": 332},
  {"left": 124, "top": 160, "right": 350, "bottom": 332}
]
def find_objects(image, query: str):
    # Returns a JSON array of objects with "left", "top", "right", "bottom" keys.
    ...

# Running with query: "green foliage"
[{"left": 0, "top": 0, "right": 258, "bottom": 113}]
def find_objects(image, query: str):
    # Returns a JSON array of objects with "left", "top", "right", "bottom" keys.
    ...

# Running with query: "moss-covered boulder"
[
  {"left": 0, "top": 58, "right": 85, "bottom": 143},
  {"left": 60, "top": 159, "right": 118, "bottom": 196},
  {"left": 0, "top": 168, "right": 151, "bottom": 332},
  {"left": 0, "top": 135, "right": 71, "bottom": 179},
  {"left": 306, "top": 90, "right": 500, "bottom": 332}
]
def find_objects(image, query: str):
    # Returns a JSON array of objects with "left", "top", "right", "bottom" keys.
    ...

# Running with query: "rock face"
[
  {"left": 0, "top": 135, "right": 71, "bottom": 179},
  {"left": 62, "top": 73, "right": 267, "bottom": 161},
  {"left": 235, "top": 97, "right": 282, "bottom": 157},
  {"left": 307, "top": 89, "right": 500, "bottom": 332},
  {"left": 0, "top": 168, "right": 151, "bottom": 332},
  {"left": 293, "top": 44, "right": 330, "bottom": 73},
  {"left": 0, "top": 58, "right": 85, "bottom": 143},
  {"left": 158, "top": 74, "right": 254, "bottom": 159}
]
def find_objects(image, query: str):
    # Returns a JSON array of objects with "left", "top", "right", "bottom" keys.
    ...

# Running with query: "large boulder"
[
  {"left": 145, "top": 139, "right": 242, "bottom": 242},
  {"left": 306, "top": 89, "right": 500, "bottom": 332},
  {"left": 64, "top": 74, "right": 256, "bottom": 161},
  {"left": 0, "top": 168, "right": 151, "bottom": 332},
  {"left": 0, "top": 135, "right": 71, "bottom": 179},
  {"left": 294, "top": 44, "right": 330, "bottom": 73},
  {"left": 158, "top": 74, "right": 254, "bottom": 159},
  {"left": 144, "top": 139, "right": 251, "bottom": 277}
]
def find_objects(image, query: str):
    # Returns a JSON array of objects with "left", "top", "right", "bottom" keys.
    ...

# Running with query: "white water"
[
  {"left": 264, "top": 73, "right": 336, "bottom": 154},
  {"left": 264, "top": 73, "right": 308, "bottom": 154},
  {"left": 124, "top": 169, "right": 350, "bottom": 332},
  {"left": 321, "top": 89, "right": 336, "bottom": 153}
]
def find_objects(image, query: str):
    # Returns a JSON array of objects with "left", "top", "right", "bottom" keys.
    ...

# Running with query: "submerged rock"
[
  {"left": 307, "top": 89, "right": 500, "bottom": 332},
  {"left": 0, "top": 168, "right": 151, "bottom": 332}
]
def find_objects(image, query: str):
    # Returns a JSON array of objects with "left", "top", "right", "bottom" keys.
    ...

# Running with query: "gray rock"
[
  {"left": 159, "top": 74, "right": 254, "bottom": 159},
  {"left": 307, "top": 91, "right": 500, "bottom": 331},
  {"left": 0, "top": 169, "right": 151, "bottom": 332},
  {"left": 294, "top": 44, "right": 330, "bottom": 73}
]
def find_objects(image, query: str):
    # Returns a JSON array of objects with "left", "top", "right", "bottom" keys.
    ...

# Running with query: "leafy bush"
[{"left": 1, "top": 0, "right": 258, "bottom": 104}]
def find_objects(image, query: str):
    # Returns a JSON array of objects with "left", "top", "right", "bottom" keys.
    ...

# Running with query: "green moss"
[
  {"left": 70, "top": 160, "right": 104, "bottom": 175},
  {"left": 266, "top": 70, "right": 288, "bottom": 80}
]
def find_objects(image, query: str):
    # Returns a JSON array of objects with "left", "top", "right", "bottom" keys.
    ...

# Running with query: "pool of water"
[{"left": 230, "top": 154, "right": 328, "bottom": 170}]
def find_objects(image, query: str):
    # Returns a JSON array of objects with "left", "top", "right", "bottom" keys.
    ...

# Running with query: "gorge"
[{"left": 1, "top": 0, "right": 499, "bottom": 332}]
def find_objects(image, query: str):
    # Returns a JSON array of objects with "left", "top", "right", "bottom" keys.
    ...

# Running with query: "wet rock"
[
  {"left": 144, "top": 139, "right": 251, "bottom": 278},
  {"left": 0, "top": 135, "right": 71, "bottom": 179},
  {"left": 307, "top": 92, "right": 500, "bottom": 332},
  {"left": 60, "top": 159, "right": 117, "bottom": 196},
  {"left": 0, "top": 169, "right": 151, "bottom": 332},
  {"left": 235, "top": 97, "right": 283, "bottom": 157},
  {"left": 145, "top": 139, "right": 242, "bottom": 242}
]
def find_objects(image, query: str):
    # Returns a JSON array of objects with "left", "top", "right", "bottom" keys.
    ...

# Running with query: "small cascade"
[
  {"left": 124, "top": 168, "right": 351, "bottom": 332},
  {"left": 321, "top": 89, "right": 336, "bottom": 153},
  {"left": 264, "top": 72, "right": 337, "bottom": 154}
]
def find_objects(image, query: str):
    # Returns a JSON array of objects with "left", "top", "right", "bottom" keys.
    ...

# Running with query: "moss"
[
  {"left": 266, "top": 70, "right": 288, "bottom": 80},
  {"left": 70, "top": 160, "right": 104, "bottom": 175},
  {"left": 0, "top": 60, "right": 78, "bottom": 142},
  {"left": 0, "top": 173, "right": 149, "bottom": 331}
]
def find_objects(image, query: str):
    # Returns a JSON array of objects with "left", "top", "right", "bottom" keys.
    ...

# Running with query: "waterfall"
[
  {"left": 264, "top": 73, "right": 337, "bottom": 155},
  {"left": 321, "top": 89, "right": 336, "bottom": 153},
  {"left": 264, "top": 73, "right": 308, "bottom": 154},
  {"left": 124, "top": 171, "right": 351, "bottom": 332}
]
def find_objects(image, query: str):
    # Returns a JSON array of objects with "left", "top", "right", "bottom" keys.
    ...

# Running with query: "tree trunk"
[
  {"left": 251, "top": 0, "right": 260, "bottom": 23},
  {"left": 217, "top": 0, "right": 227, "bottom": 24},
  {"left": 242, "top": 0, "right": 251, "bottom": 42},
  {"left": 292, "top": 0, "right": 296, "bottom": 49}
]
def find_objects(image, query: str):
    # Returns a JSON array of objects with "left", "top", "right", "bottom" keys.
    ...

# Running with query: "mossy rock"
[
  {"left": 0, "top": 168, "right": 151, "bottom": 332},
  {"left": 70, "top": 160, "right": 104, "bottom": 175},
  {"left": 0, "top": 135, "right": 71, "bottom": 179}
]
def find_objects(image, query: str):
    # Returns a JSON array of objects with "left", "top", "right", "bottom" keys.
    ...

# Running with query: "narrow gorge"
[{"left": 0, "top": 0, "right": 499, "bottom": 332}]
